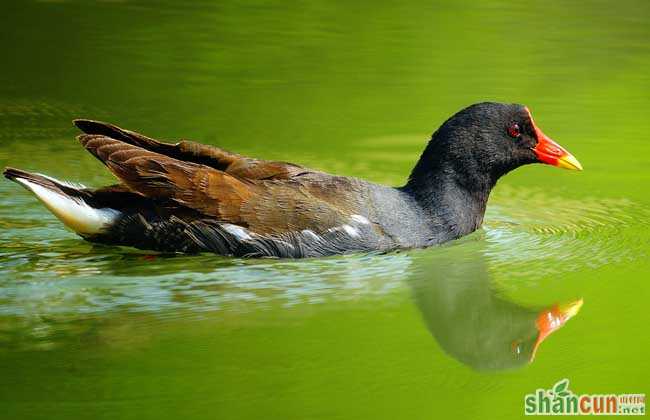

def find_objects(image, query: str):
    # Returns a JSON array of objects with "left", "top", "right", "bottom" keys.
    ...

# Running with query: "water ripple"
[
  {"left": 0, "top": 182, "right": 646, "bottom": 350},
  {"left": 484, "top": 185, "right": 649, "bottom": 280}
]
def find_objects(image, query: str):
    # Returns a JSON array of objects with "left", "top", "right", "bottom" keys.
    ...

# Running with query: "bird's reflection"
[
  {"left": 2, "top": 232, "right": 583, "bottom": 365},
  {"left": 409, "top": 241, "right": 582, "bottom": 371}
]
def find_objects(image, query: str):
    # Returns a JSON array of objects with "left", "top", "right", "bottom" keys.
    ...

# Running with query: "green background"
[{"left": 0, "top": 1, "right": 648, "bottom": 419}]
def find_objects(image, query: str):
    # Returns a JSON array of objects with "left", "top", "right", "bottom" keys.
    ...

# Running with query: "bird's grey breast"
[{"left": 366, "top": 184, "right": 436, "bottom": 248}]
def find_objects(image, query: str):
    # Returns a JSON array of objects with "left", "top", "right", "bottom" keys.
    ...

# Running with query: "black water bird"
[{"left": 4, "top": 102, "right": 582, "bottom": 257}]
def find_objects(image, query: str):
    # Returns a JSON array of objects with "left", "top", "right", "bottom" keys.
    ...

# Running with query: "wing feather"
[
  {"left": 74, "top": 119, "right": 312, "bottom": 180},
  {"left": 79, "top": 134, "right": 254, "bottom": 218},
  {"left": 75, "top": 123, "right": 367, "bottom": 236}
]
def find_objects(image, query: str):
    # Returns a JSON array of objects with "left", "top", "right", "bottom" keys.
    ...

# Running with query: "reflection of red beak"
[
  {"left": 526, "top": 107, "right": 583, "bottom": 171},
  {"left": 531, "top": 298, "right": 584, "bottom": 362}
]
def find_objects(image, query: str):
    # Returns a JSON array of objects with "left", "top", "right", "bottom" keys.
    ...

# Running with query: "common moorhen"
[{"left": 4, "top": 102, "right": 582, "bottom": 258}]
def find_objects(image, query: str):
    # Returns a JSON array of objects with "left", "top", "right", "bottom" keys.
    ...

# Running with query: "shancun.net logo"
[{"left": 524, "top": 379, "right": 645, "bottom": 416}]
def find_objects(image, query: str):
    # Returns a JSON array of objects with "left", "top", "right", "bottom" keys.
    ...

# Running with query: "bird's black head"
[{"left": 407, "top": 102, "right": 582, "bottom": 193}]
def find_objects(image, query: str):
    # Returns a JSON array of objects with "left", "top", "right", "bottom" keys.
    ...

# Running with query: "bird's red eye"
[{"left": 507, "top": 123, "right": 521, "bottom": 138}]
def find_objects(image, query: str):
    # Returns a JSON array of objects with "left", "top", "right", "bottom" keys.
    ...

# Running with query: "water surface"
[{"left": 1, "top": 1, "right": 649, "bottom": 419}]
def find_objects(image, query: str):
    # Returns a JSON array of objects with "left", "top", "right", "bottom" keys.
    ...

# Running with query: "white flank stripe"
[
  {"left": 301, "top": 229, "right": 320, "bottom": 240},
  {"left": 350, "top": 214, "right": 370, "bottom": 224},
  {"left": 342, "top": 224, "right": 360, "bottom": 237},
  {"left": 222, "top": 223, "right": 252, "bottom": 240}
]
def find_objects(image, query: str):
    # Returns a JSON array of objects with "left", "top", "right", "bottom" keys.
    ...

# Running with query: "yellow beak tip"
[
  {"left": 558, "top": 154, "right": 583, "bottom": 171},
  {"left": 560, "top": 298, "right": 584, "bottom": 319}
]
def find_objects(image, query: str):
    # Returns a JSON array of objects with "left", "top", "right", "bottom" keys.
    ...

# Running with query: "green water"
[{"left": 1, "top": 1, "right": 649, "bottom": 418}]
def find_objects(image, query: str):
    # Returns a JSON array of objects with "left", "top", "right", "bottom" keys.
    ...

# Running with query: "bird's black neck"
[{"left": 402, "top": 140, "right": 498, "bottom": 242}]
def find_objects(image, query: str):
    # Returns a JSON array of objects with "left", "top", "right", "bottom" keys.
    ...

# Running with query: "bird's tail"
[{"left": 3, "top": 167, "right": 121, "bottom": 236}]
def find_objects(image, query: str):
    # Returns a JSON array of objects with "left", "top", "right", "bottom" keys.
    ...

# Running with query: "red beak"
[
  {"left": 531, "top": 298, "right": 583, "bottom": 361},
  {"left": 526, "top": 108, "right": 583, "bottom": 171}
]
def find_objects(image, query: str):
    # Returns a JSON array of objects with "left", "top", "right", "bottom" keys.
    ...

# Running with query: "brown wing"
[
  {"left": 79, "top": 134, "right": 254, "bottom": 218},
  {"left": 78, "top": 134, "right": 360, "bottom": 235},
  {"left": 74, "top": 119, "right": 313, "bottom": 180}
]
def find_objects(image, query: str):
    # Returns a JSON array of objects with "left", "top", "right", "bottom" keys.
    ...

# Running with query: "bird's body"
[{"left": 4, "top": 102, "right": 582, "bottom": 258}]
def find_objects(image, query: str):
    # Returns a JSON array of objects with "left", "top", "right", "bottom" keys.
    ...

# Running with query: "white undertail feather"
[
  {"left": 36, "top": 172, "right": 87, "bottom": 189},
  {"left": 14, "top": 178, "right": 121, "bottom": 236}
]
